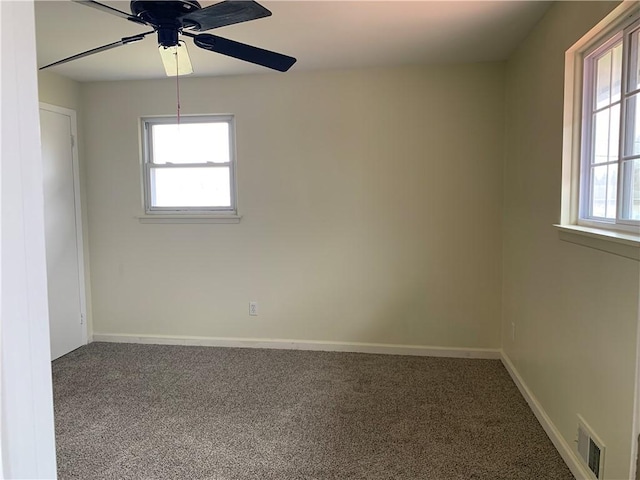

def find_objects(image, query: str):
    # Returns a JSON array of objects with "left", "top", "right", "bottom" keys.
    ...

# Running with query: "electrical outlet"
[
  {"left": 249, "top": 301, "right": 258, "bottom": 316},
  {"left": 511, "top": 322, "right": 516, "bottom": 341}
]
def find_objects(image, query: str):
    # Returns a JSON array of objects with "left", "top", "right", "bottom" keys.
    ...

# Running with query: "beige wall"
[
  {"left": 81, "top": 64, "right": 505, "bottom": 348},
  {"left": 38, "top": 70, "right": 82, "bottom": 111},
  {"left": 37, "top": 70, "right": 94, "bottom": 336},
  {"left": 502, "top": 2, "right": 639, "bottom": 479}
]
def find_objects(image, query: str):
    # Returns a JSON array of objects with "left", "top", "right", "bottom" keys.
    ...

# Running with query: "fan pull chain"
[{"left": 175, "top": 47, "right": 181, "bottom": 126}]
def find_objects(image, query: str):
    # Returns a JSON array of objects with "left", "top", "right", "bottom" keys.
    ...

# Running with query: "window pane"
[
  {"left": 611, "top": 43, "right": 623, "bottom": 103},
  {"left": 592, "top": 104, "right": 621, "bottom": 163},
  {"left": 622, "top": 159, "right": 640, "bottom": 220},
  {"left": 591, "top": 165, "right": 607, "bottom": 217},
  {"left": 595, "top": 50, "right": 612, "bottom": 109},
  {"left": 629, "top": 29, "right": 640, "bottom": 93},
  {"left": 625, "top": 93, "right": 640, "bottom": 157},
  {"left": 590, "top": 164, "right": 618, "bottom": 219},
  {"left": 606, "top": 163, "right": 618, "bottom": 219},
  {"left": 151, "top": 167, "right": 231, "bottom": 208},
  {"left": 151, "top": 122, "right": 230, "bottom": 164},
  {"left": 609, "top": 103, "right": 620, "bottom": 160}
]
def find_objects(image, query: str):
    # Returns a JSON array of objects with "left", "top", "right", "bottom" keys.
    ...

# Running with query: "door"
[{"left": 40, "top": 104, "right": 86, "bottom": 360}]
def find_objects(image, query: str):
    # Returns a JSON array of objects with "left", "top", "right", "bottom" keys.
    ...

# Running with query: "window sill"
[
  {"left": 553, "top": 224, "right": 639, "bottom": 261},
  {"left": 138, "top": 214, "right": 241, "bottom": 224}
]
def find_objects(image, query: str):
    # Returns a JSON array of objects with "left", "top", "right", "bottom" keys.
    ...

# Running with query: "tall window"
[
  {"left": 141, "top": 115, "right": 236, "bottom": 214},
  {"left": 580, "top": 17, "right": 640, "bottom": 229}
]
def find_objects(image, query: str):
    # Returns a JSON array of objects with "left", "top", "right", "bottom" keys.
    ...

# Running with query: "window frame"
[
  {"left": 558, "top": 2, "right": 639, "bottom": 260},
  {"left": 578, "top": 15, "right": 640, "bottom": 232},
  {"left": 141, "top": 114, "right": 238, "bottom": 216}
]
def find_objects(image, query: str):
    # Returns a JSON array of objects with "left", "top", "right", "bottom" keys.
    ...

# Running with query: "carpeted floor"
[{"left": 52, "top": 343, "right": 572, "bottom": 480}]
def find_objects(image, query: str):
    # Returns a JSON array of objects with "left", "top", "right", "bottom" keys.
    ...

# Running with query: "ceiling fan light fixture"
[{"left": 159, "top": 41, "right": 193, "bottom": 76}]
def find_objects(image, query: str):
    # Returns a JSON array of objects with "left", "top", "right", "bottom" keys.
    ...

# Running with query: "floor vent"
[{"left": 577, "top": 415, "right": 605, "bottom": 479}]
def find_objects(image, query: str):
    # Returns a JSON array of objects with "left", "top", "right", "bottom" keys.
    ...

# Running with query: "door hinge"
[
  {"left": 71, "top": 135, "right": 75, "bottom": 148},
  {"left": 80, "top": 313, "right": 85, "bottom": 325}
]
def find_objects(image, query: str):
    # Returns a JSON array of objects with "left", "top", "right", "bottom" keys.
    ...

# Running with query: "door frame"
[{"left": 39, "top": 102, "right": 88, "bottom": 347}]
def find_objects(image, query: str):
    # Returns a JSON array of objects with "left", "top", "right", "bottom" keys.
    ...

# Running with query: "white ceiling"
[{"left": 34, "top": 0, "right": 551, "bottom": 82}]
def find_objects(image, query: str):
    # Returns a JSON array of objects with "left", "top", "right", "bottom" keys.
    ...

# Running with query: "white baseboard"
[
  {"left": 91, "top": 333, "right": 501, "bottom": 359},
  {"left": 501, "top": 351, "right": 591, "bottom": 480}
]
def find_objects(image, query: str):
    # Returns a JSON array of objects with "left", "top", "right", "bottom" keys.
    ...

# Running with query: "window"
[
  {"left": 580, "top": 16, "right": 640, "bottom": 230},
  {"left": 141, "top": 115, "right": 237, "bottom": 215}
]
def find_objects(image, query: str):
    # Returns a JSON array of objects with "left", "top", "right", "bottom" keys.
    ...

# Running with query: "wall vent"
[{"left": 577, "top": 415, "right": 605, "bottom": 479}]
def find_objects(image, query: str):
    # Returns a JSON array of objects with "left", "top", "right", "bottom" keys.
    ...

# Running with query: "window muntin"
[
  {"left": 581, "top": 19, "right": 640, "bottom": 227},
  {"left": 142, "top": 115, "right": 236, "bottom": 214}
]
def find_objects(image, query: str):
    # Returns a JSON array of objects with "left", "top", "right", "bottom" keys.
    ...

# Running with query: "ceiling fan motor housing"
[{"left": 130, "top": 0, "right": 201, "bottom": 47}]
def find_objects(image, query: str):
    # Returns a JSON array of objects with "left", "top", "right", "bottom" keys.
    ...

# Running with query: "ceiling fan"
[{"left": 39, "top": 0, "right": 297, "bottom": 75}]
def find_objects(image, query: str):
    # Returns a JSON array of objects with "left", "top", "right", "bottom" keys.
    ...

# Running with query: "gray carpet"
[{"left": 52, "top": 343, "right": 572, "bottom": 480}]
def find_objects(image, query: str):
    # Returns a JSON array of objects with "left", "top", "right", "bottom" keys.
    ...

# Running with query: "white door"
[{"left": 40, "top": 104, "right": 86, "bottom": 360}]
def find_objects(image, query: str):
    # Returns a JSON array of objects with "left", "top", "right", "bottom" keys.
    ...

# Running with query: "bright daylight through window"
[
  {"left": 580, "top": 17, "right": 640, "bottom": 229},
  {"left": 142, "top": 116, "right": 236, "bottom": 215}
]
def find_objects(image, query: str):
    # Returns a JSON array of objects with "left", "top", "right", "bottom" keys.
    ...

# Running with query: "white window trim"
[
  {"left": 554, "top": 224, "right": 639, "bottom": 261},
  {"left": 138, "top": 214, "right": 241, "bottom": 224},
  {"left": 560, "top": 1, "right": 640, "bottom": 260},
  {"left": 139, "top": 114, "right": 239, "bottom": 222}
]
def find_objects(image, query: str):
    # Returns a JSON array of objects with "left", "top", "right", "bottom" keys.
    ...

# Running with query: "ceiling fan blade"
[
  {"left": 189, "top": 33, "right": 296, "bottom": 72},
  {"left": 181, "top": 1, "right": 271, "bottom": 32},
  {"left": 39, "top": 31, "right": 154, "bottom": 70},
  {"left": 71, "top": 0, "right": 147, "bottom": 26}
]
